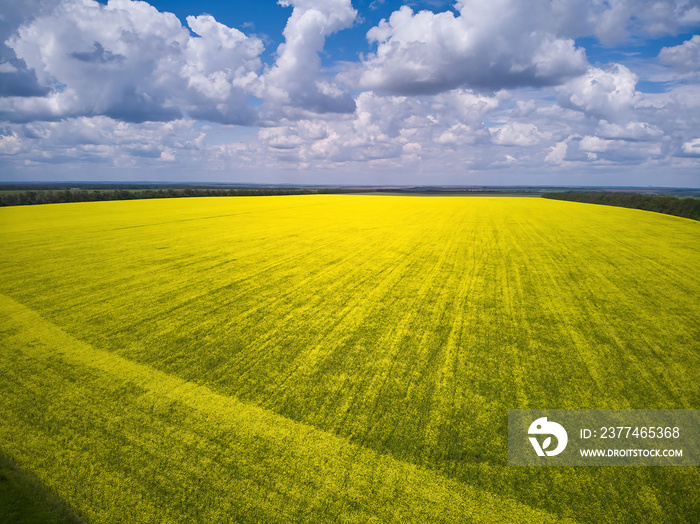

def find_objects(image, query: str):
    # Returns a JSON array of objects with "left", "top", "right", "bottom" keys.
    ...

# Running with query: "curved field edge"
[{"left": 0, "top": 294, "right": 568, "bottom": 524}]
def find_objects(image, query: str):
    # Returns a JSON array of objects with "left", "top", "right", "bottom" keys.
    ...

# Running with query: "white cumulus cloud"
[
  {"left": 1, "top": 116, "right": 205, "bottom": 166},
  {"left": 358, "top": 2, "right": 588, "bottom": 94},
  {"left": 3, "top": 0, "right": 263, "bottom": 124},
  {"left": 597, "top": 120, "right": 664, "bottom": 141},
  {"left": 256, "top": 0, "right": 357, "bottom": 117},
  {"left": 545, "top": 140, "right": 568, "bottom": 165},
  {"left": 681, "top": 138, "right": 700, "bottom": 157},
  {"left": 492, "top": 122, "right": 549, "bottom": 146},
  {"left": 558, "top": 64, "right": 640, "bottom": 122},
  {"left": 658, "top": 34, "right": 700, "bottom": 75}
]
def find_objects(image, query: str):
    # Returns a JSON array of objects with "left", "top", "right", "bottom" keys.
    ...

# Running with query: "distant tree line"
[
  {"left": 0, "top": 187, "right": 366, "bottom": 207},
  {"left": 541, "top": 191, "right": 700, "bottom": 221}
]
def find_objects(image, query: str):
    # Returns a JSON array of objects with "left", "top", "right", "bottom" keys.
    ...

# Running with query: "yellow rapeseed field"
[{"left": 0, "top": 195, "right": 698, "bottom": 523}]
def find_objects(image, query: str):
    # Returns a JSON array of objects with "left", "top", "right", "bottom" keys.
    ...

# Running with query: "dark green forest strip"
[
  {"left": 0, "top": 186, "right": 543, "bottom": 206},
  {"left": 541, "top": 191, "right": 700, "bottom": 221},
  {"left": 0, "top": 187, "right": 357, "bottom": 207},
  {"left": 0, "top": 449, "right": 83, "bottom": 524},
  {"left": 4, "top": 186, "right": 698, "bottom": 208}
]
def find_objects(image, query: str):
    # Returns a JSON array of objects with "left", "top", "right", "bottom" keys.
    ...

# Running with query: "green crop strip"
[{"left": 1, "top": 195, "right": 698, "bottom": 522}]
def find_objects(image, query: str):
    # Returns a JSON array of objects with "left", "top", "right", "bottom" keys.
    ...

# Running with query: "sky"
[{"left": 0, "top": 0, "right": 699, "bottom": 187}]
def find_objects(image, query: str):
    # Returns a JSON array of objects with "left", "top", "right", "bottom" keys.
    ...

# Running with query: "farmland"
[{"left": 0, "top": 195, "right": 698, "bottom": 523}]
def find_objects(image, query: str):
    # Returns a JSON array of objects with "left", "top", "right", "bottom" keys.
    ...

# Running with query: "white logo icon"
[{"left": 528, "top": 417, "right": 568, "bottom": 456}]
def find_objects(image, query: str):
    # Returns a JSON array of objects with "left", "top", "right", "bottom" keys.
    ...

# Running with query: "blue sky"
[
  {"left": 144, "top": 1, "right": 462, "bottom": 64},
  {"left": 1, "top": 0, "right": 699, "bottom": 186}
]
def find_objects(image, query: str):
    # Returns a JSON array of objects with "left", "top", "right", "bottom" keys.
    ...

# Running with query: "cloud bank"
[{"left": 0, "top": 0, "right": 698, "bottom": 186}]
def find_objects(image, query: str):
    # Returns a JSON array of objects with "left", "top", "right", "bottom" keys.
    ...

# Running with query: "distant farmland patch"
[{"left": 0, "top": 195, "right": 698, "bottom": 523}]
